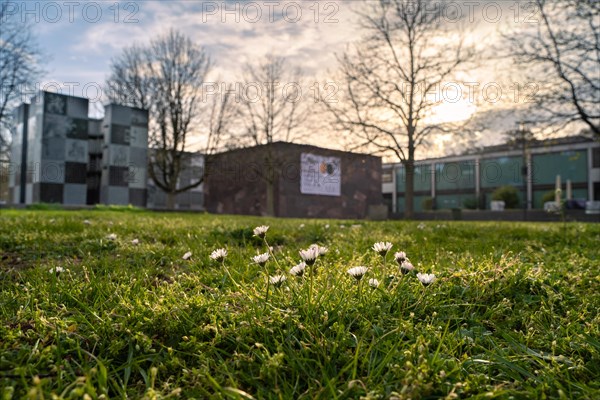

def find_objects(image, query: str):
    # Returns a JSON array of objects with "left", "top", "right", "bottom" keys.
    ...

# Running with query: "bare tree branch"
[
  {"left": 506, "top": 0, "right": 599, "bottom": 138},
  {"left": 0, "top": 0, "right": 43, "bottom": 161}
]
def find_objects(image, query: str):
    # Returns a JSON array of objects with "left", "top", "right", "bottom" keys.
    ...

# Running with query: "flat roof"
[
  {"left": 211, "top": 141, "right": 381, "bottom": 160},
  {"left": 384, "top": 135, "right": 598, "bottom": 167}
]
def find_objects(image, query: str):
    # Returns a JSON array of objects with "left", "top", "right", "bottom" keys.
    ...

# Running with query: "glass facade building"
[{"left": 382, "top": 136, "right": 600, "bottom": 213}]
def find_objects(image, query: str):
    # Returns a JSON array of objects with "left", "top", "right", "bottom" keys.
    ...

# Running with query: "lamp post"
[{"left": 519, "top": 121, "right": 529, "bottom": 221}]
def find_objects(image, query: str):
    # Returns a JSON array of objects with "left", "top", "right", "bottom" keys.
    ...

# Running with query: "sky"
[{"left": 14, "top": 0, "right": 546, "bottom": 158}]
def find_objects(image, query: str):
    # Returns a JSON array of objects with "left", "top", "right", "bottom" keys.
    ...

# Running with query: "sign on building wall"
[{"left": 300, "top": 153, "right": 341, "bottom": 196}]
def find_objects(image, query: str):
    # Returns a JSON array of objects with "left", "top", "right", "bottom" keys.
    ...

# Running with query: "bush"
[
  {"left": 422, "top": 197, "right": 434, "bottom": 211},
  {"left": 26, "top": 202, "right": 63, "bottom": 210},
  {"left": 463, "top": 197, "right": 478, "bottom": 210},
  {"left": 541, "top": 190, "right": 556, "bottom": 205},
  {"left": 93, "top": 204, "right": 144, "bottom": 212},
  {"left": 491, "top": 186, "right": 520, "bottom": 209}
]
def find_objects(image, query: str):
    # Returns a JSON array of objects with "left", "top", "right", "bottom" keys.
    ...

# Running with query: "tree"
[
  {"left": 204, "top": 83, "right": 240, "bottom": 155},
  {"left": 106, "top": 29, "right": 231, "bottom": 208},
  {"left": 241, "top": 55, "right": 306, "bottom": 147},
  {"left": 507, "top": 0, "right": 599, "bottom": 138},
  {"left": 239, "top": 55, "right": 307, "bottom": 216},
  {"left": 324, "top": 0, "right": 474, "bottom": 218},
  {"left": 0, "top": 0, "right": 42, "bottom": 160},
  {"left": 503, "top": 122, "right": 535, "bottom": 147}
]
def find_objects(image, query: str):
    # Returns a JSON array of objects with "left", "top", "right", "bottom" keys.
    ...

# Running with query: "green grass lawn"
[{"left": 0, "top": 209, "right": 599, "bottom": 399}]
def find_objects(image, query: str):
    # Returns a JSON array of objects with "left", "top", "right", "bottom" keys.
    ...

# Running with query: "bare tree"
[
  {"left": 106, "top": 29, "right": 226, "bottom": 209},
  {"left": 205, "top": 84, "right": 240, "bottom": 155},
  {"left": 105, "top": 44, "right": 152, "bottom": 111},
  {"left": 238, "top": 55, "right": 308, "bottom": 215},
  {"left": 324, "top": 0, "right": 474, "bottom": 218},
  {"left": 242, "top": 55, "right": 306, "bottom": 146},
  {"left": 507, "top": 0, "right": 599, "bottom": 138},
  {"left": 0, "top": 0, "right": 42, "bottom": 160}
]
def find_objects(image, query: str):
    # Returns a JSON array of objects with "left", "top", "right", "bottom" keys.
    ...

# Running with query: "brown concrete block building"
[{"left": 205, "top": 142, "right": 382, "bottom": 219}]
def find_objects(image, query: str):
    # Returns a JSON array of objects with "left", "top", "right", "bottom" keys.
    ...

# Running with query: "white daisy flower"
[
  {"left": 83, "top": 219, "right": 91, "bottom": 225},
  {"left": 310, "top": 244, "right": 329, "bottom": 256},
  {"left": 372, "top": 241, "right": 393, "bottom": 256},
  {"left": 253, "top": 252, "right": 270, "bottom": 266},
  {"left": 299, "top": 247, "right": 319, "bottom": 266},
  {"left": 210, "top": 248, "right": 228, "bottom": 262},
  {"left": 107, "top": 233, "right": 117, "bottom": 240},
  {"left": 325, "top": 224, "right": 330, "bottom": 229},
  {"left": 368, "top": 278, "right": 380, "bottom": 288},
  {"left": 400, "top": 261, "right": 415, "bottom": 274},
  {"left": 394, "top": 251, "right": 407, "bottom": 264},
  {"left": 289, "top": 262, "right": 307, "bottom": 277},
  {"left": 417, "top": 223, "right": 426, "bottom": 230},
  {"left": 253, "top": 225, "right": 269, "bottom": 238},
  {"left": 347, "top": 266, "right": 369, "bottom": 280},
  {"left": 299, "top": 223, "right": 305, "bottom": 229},
  {"left": 131, "top": 239, "right": 139, "bottom": 245},
  {"left": 182, "top": 251, "right": 192, "bottom": 260},
  {"left": 49, "top": 266, "right": 65, "bottom": 274},
  {"left": 269, "top": 275, "right": 287, "bottom": 287},
  {"left": 416, "top": 273, "right": 436, "bottom": 286}
]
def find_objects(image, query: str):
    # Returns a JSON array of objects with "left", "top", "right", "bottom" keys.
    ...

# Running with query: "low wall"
[{"left": 406, "top": 210, "right": 600, "bottom": 223}]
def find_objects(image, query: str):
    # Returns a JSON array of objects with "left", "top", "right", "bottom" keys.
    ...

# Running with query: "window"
[
  {"left": 593, "top": 147, "right": 600, "bottom": 168},
  {"left": 382, "top": 171, "right": 393, "bottom": 183}
]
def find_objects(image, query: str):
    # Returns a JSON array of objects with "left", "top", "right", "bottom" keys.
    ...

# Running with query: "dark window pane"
[{"left": 65, "top": 162, "right": 87, "bottom": 184}]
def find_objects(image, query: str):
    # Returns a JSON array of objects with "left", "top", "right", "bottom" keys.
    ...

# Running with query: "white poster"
[{"left": 300, "top": 153, "right": 341, "bottom": 196}]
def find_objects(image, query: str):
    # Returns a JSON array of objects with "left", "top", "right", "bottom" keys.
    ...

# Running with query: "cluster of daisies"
[
  {"left": 206, "top": 225, "right": 436, "bottom": 289},
  {"left": 265, "top": 242, "right": 329, "bottom": 286},
  {"left": 365, "top": 241, "right": 436, "bottom": 287},
  {"left": 210, "top": 225, "right": 330, "bottom": 287}
]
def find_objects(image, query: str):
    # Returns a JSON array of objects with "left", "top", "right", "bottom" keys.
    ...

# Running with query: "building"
[
  {"left": 382, "top": 136, "right": 600, "bottom": 214},
  {"left": 8, "top": 91, "right": 149, "bottom": 207},
  {"left": 205, "top": 142, "right": 382, "bottom": 219}
]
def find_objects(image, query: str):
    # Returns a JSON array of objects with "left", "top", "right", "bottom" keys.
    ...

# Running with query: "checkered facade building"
[{"left": 9, "top": 91, "right": 149, "bottom": 207}]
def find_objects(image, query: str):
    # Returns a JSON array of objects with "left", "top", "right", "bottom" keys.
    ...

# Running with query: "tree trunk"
[
  {"left": 263, "top": 149, "right": 277, "bottom": 217},
  {"left": 266, "top": 180, "right": 275, "bottom": 217},
  {"left": 404, "top": 159, "right": 415, "bottom": 219},
  {"left": 166, "top": 192, "right": 176, "bottom": 210}
]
